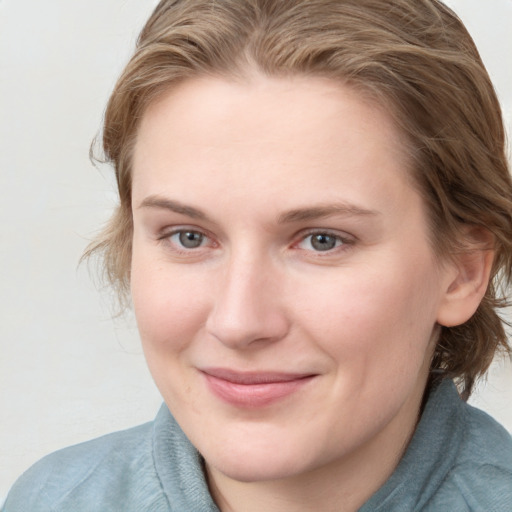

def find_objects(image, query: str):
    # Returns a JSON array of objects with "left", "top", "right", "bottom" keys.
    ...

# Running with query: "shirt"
[{"left": 3, "top": 379, "right": 512, "bottom": 511}]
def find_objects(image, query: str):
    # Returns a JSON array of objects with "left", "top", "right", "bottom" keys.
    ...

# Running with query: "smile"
[{"left": 200, "top": 368, "right": 316, "bottom": 408}]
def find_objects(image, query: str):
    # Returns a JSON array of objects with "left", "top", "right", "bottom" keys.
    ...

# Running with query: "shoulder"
[
  {"left": 427, "top": 401, "right": 512, "bottom": 511},
  {"left": 361, "top": 380, "right": 512, "bottom": 512},
  {"left": 3, "top": 420, "right": 170, "bottom": 512},
  {"left": 461, "top": 401, "right": 512, "bottom": 467}
]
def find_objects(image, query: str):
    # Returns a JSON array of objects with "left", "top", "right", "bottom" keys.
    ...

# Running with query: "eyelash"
[
  {"left": 157, "top": 227, "right": 355, "bottom": 256},
  {"left": 294, "top": 230, "right": 354, "bottom": 254},
  {"left": 158, "top": 227, "right": 216, "bottom": 254}
]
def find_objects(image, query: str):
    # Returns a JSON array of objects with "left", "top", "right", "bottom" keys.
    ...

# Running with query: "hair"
[{"left": 88, "top": 0, "right": 512, "bottom": 397}]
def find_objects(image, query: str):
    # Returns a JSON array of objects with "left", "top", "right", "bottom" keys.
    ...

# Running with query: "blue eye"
[
  {"left": 171, "top": 230, "right": 206, "bottom": 249},
  {"left": 299, "top": 233, "right": 344, "bottom": 252}
]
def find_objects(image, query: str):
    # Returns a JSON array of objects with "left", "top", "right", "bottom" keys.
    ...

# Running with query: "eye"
[
  {"left": 157, "top": 226, "right": 218, "bottom": 259},
  {"left": 169, "top": 230, "right": 207, "bottom": 249},
  {"left": 297, "top": 232, "right": 347, "bottom": 252}
]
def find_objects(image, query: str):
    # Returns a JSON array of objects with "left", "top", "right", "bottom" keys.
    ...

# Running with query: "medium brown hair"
[{"left": 89, "top": 0, "right": 512, "bottom": 396}]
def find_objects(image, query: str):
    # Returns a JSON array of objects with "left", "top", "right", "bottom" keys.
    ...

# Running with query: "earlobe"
[{"left": 436, "top": 243, "right": 494, "bottom": 328}]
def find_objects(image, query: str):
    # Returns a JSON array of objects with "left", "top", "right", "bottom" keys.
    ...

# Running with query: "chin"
[
  {"left": 206, "top": 451, "right": 309, "bottom": 483},
  {"left": 200, "top": 430, "right": 322, "bottom": 483}
]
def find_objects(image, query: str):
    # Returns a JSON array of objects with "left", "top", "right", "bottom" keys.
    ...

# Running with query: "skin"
[{"left": 130, "top": 73, "right": 487, "bottom": 512}]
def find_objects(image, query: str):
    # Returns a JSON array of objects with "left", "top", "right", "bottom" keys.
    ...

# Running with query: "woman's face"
[{"left": 130, "top": 74, "right": 455, "bottom": 483}]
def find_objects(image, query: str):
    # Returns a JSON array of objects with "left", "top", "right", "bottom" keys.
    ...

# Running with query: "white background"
[{"left": 1, "top": 0, "right": 511, "bottom": 502}]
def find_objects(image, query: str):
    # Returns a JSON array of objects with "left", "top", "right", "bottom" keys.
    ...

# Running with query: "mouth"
[{"left": 200, "top": 368, "right": 317, "bottom": 408}]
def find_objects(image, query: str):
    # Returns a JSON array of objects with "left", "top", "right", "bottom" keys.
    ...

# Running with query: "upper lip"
[{"left": 200, "top": 367, "right": 316, "bottom": 385}]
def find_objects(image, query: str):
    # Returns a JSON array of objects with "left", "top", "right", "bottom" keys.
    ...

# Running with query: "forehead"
[
  {"left": 137, "top": 74, "right": 401, "bottom": 142},
  {"left": 132, "top": 73, "right": 416, "bottom": 213}
]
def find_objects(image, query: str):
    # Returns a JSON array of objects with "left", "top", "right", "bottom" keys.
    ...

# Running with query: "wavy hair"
[{"left": 87, "top": 0, "right": 512, "bottom": 397}]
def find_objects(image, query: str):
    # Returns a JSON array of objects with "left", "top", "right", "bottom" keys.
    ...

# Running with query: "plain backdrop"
[{"left": 1, "top": 0, "right": 511, "bottom": 501}]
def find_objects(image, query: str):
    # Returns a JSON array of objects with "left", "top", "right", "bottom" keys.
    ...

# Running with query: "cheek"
[
  {"left": 130, "top": 253, "right": 209, "bottom": 355},
  {"left": 296, "top": 257, "right": 440, "bottom": 370},
  {"left": 131, "top": 262, "right": 214, "bottom": 414}
]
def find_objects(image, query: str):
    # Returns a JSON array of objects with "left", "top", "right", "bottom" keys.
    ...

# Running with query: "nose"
[{"left": 205, "top": 253, "right": 290, "bottom": 349}]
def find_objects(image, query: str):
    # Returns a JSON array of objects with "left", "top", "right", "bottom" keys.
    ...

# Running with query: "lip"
[{"left": 200, "top": 368, "right": 316, "bottom": 408}]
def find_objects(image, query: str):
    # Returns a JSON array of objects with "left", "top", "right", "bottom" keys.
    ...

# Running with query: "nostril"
[
  {"left": 205, "top": 304, "right": 289, "bottom": 349},
  {"left": 205, "top": 258, "right": 289, "bottom": 348}
]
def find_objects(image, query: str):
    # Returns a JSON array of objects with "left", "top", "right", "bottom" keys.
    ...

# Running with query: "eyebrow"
[
  {"left": 138, "top": 196, "right": 209, "bottom": 220},
  {"left": 277, "top": 203, "right": 379, "bottom": 223},
  {"left": 138, "top": 195, "right": 379, "bottom": 223}
]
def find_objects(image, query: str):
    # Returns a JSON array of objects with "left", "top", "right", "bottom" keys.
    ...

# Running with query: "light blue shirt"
[{"left": 4, "top": 379, "right": 512, "bottom": 511}]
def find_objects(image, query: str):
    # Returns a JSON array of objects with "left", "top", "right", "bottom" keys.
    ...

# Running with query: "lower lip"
[{"left": 202, "top": 373, "right": 315, "bottom": 408}]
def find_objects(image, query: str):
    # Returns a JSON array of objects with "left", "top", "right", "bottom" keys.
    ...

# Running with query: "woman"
[{"left": 4, "top": 0, "right": 512, "bottom": 510}]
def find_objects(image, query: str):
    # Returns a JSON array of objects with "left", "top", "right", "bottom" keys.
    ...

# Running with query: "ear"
[{"left": 436, "top": 229, "right": 494, "bottom": 328}]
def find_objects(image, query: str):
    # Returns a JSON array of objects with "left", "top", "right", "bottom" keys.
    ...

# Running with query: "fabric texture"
[{"left": 3, "top": 379, "right": 512, "bottom": 511}]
